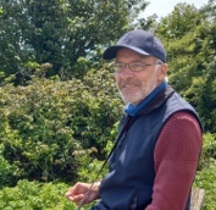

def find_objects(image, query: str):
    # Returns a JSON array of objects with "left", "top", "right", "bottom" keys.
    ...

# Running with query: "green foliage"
[
  {"left": 194, "top": 133, "right": 216, "bottom": 209},
  {"left": 155, "top": 3, "right": 201, "bottom": 39},
  {"left": 0, "top": 180, "right": 75, "bottom": 210},
  {"left": 0, "top": 0, "right": 149, "bottom": 78},
  {"left": 155, "top": 2, "right": 216, "bottom": 134},
  {"left": 195, "top": 160, "right": 216, "bottom": 210},
  {"left": 0, "top": 144, "right": 18, "bottom": 188},
  {"left": 0, "top": 64, "right": 122, "bottom": 185},
  {"left": 0, "top": 63, "right": 121, "bottom": 207}
]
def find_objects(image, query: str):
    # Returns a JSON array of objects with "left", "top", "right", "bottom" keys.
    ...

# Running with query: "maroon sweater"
[{"left": 146, "top": 111, "right": 202, "bottom": 210}]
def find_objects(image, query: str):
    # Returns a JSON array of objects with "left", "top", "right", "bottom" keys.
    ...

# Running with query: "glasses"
[{"left": 113, "top": 61, "right": 163, "bottom": 73}]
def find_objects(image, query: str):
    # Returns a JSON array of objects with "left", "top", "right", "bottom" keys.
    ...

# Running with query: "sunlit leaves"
[
  {"left": 0, "top": 180, "right": 74, "bottom": 210},
  {"left": 0, "top": 63, "right": 122, "bottom": 184}
]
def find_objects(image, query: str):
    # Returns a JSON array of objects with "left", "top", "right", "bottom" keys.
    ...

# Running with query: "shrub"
[
  {"left": 194, "top": 133, "right": 216, "bottom": 209},
  {"left": 0, "top": 65, "right": 122, "bottom": 186},
  {"left": 0, "top": 180, "right": 75, "bottom": 210}
]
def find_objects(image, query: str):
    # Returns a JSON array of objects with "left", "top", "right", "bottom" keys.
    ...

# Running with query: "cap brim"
[{"left": 102, "top": 45, "right": 150, "bottom": 60}]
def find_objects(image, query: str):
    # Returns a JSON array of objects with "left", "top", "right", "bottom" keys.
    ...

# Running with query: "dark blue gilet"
[{"left": 91, "top": 86, "right": 202, "bottom": 210}]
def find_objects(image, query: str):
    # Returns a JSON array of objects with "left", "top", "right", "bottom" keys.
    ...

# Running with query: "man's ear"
[{"left": 158, "top": 63, "right": 169, "bottom": 81}]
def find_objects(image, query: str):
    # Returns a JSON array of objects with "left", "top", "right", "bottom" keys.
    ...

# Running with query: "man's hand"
[{"left": 65, "top": 182, "right": 100, "bottom": 205}]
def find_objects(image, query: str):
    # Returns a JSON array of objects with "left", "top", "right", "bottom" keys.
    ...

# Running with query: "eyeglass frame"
[{"left": 112, "top": 61, "right": 163, "bottom": 73}]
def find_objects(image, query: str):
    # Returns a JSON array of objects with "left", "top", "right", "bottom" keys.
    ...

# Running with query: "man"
[{"left": 66, "top": 29, "right": 203, "bottom": 210}]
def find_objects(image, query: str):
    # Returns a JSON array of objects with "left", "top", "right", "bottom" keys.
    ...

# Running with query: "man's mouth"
[{"left": 119, "top": 79, "right": 141, "bottom": 90}]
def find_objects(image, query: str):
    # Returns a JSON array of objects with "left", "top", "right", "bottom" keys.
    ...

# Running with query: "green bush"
[
  {"left": 0, "top": 180, "right": 75, "bottom": 210},
  {"left": 194, "top": 133, "right": 216, "bottom": 209},
  {"left": 0, "top": 65, "right": 122, "bottom": 186},
  {"left": 0, "top": 144, "right": 19, "bottom": 188}
]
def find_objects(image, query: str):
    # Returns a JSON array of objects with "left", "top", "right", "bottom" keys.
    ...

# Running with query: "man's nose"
[{"left": 118, "top": 66, "right": 134, "bottom": 79}]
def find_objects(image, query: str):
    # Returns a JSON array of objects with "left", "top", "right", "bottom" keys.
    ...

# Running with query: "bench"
[{"left": 190, "top": 188, "right": 205, "bottom": 210}]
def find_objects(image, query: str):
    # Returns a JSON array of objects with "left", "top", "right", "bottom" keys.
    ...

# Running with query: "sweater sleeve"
[{"left": 145, "top": 111, "right": 202, "bottom": 210}]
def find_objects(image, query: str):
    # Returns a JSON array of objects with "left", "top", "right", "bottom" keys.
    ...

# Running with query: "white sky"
[{"left": 143, "top": 0, "right": 209, "bottom": 18}]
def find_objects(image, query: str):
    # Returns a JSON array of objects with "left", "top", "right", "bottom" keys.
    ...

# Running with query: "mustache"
[{"left": 118, "top": 78, "right": 142, "bottom": 89}]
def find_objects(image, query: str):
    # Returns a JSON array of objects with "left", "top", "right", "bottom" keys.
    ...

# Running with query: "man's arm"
[{"left": 146, "top": 111, "right": 202, "bottom": 210}]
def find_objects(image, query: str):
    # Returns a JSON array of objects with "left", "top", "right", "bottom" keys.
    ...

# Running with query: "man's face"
[{"left": 115, "top": 48, "right": 167, "bottom": 105}]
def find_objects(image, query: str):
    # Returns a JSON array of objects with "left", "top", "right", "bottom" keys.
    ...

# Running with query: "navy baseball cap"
[{"left": 103, "top": 29, "right": 166, "bottom": 63}]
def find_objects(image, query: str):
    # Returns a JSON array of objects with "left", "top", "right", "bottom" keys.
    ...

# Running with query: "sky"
[{"left": 143, "top": 0, "right": 209, "bottom": 19}]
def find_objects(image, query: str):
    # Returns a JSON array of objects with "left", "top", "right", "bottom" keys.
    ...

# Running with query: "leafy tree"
[
  {"left": 155, "top": 2, "right": 216, "bottom": 133},
  {"left": 0, "top": 0, "right": 149, "bottom": 79}
]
